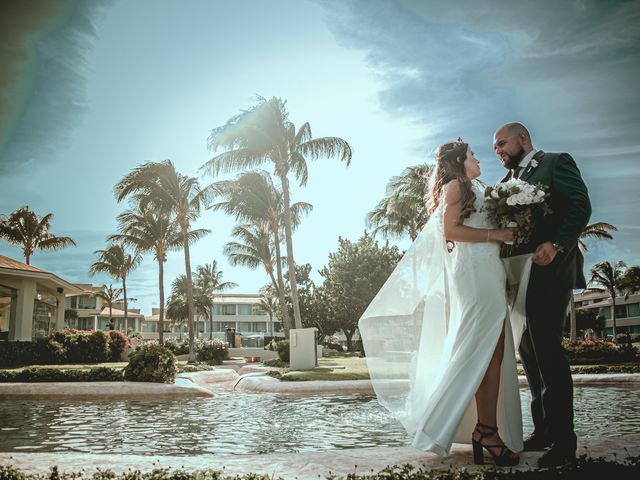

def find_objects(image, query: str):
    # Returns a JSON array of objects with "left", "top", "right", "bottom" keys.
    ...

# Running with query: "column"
[{"left": 12, "top": 279, "right": 36, "bottom": 341}]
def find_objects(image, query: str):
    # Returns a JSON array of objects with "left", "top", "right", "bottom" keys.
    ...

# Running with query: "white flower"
[
  {"left": 530, "top": 159, "right": 539, "bottom": 168},
  {"left": 491, "top": 190, "right": 500, "bottom": 199}
]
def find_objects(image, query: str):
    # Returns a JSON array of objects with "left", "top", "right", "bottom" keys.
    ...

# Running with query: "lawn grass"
[
  {"left": 278, "top": 356, "right": 370, "bottom": 381},
  {"left": 271, "top": 354, "right": 640, "bottom": 381}
]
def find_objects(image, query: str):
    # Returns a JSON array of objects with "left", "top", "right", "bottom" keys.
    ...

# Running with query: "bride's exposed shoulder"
[{"left": 442, "top": 180, "right": 463, "bottom": 203}]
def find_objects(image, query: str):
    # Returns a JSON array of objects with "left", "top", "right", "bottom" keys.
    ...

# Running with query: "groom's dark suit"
[{"left": 500, "top": 150, "right": 591, "bottom": 450}]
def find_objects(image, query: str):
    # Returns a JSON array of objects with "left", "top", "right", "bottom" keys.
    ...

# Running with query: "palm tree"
[
  {"left": 195, "top": 261, "right": 237, "bottom": 340},
  {"left": 587, "top": 260, "right": 628, "bottom": 342},
  {"left": 209, "top": 170, "right": 312, "bottom": 333},
  {"left": 203, "top": 97, "right": 352, "bottom": 329},
  {"left": 0, "top": 206, "right": 76, "bottom": 265},
  {"left": 166, "top": 274, "right": 212, "bottom": 335},
  {"left": 115, "top": 160, "right": 210, "bottom": 361},
  {"left": 109, "top": 206, "right": 204, "bottom": 345},
  {"left": 259, "top": 293, "right": 278, "bottom": 337},
  {"left": 578, "top": 222, "right": 617, "bottom": 253},
  {"left": 568, "top": 222, "right": 618, "bottom": 340},
  {"left": 367, "top": 164, "right": 433, "bottom": 241},
  {"left": 96, "top": 284, "right": 124, "bottom": 327},
  {"left": 89, "top": 244, "right": 141, "bottom": 333},
  {"left": 620, "top": 266, "right": 640, "bottom": 299}
]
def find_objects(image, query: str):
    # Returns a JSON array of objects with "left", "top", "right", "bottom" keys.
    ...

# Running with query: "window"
[
  {"left": 238, "top": 304, "right": 252, "bottom": 315},
  {"left": 32, "top": 291, "right": 58, "bottom": 339},
  {"left": 599, "top": 306, "right": 612, "bottom": 320},
  {"left": 628, "top": 303, "right": 640, "bottom": 318},
  {"left": 77, "top": 295, "right": 96, "bottom": 309},
  {"left": 615, "top": 304, "right": 628, "bottom": 319},
  {"left": 237, "top": 321, "right": 252, "bottom": 332},
  {"left": 215, "top": 304, "right": 236, "bottom": 315},
  {"left": 252, "top": 304, "right": 267, "bottom": 315}
]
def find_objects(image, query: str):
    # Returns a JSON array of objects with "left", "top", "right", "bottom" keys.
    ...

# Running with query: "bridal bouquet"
[{"left": 483, "top": 179, "right": 552, "bottom": 253}]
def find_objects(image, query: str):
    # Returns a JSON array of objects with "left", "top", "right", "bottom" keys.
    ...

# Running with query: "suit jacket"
[{"left": 499, "top": 150, "right": 591, "bottom": 289}]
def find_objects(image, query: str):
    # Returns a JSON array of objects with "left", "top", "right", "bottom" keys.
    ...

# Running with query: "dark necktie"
[{"left": 512, "top": 166, "right": 524, "bottom": 179}]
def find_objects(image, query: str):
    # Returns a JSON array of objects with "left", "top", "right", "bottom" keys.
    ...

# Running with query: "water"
[{"left": 1, "top": 387, "right": 638, "bottom": 455}]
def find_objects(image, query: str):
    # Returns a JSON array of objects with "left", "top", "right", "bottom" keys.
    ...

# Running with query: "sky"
[{"left": 0, "top": 0, "right": 638, "bottom": 315}]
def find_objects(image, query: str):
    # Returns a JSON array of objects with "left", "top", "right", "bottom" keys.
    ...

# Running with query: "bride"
[{"left": 359, "top": 139, "right": 523, "bottom": 466}]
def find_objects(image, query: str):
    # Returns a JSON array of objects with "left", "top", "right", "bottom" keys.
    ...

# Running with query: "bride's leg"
[
  {"left": 473, "top": 324, "right": 519, "bottom": 461},
  {"left": 475, "top": 326, "right": 505, "bottom": 426}
]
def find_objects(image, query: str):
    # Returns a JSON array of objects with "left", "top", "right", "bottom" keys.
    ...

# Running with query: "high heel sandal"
[{"left": 472, "top": 422, "right": 519, "bottom": 466}]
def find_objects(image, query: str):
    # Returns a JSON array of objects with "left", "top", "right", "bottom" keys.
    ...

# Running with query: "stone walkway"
[{"left": 1, "top": 435, "right": 639, "bottom": 479}]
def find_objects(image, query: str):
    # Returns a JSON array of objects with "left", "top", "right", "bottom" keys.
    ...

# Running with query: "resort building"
[
  {"left": 141, "top": 293, "right": 284, "bottom": 344},
  {"left": 64, "top": 284, "right": 145, "bottom": 332},
  {"left": 0, "top": 255, "right": 82, "bottom": 341},
  {"left": 573, "top": 290, "right": 640, "bottom": 335}
]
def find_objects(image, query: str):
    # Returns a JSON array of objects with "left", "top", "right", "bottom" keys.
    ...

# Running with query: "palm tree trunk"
[
  {"left": 182, "top": 222, "right": 196, "bottom": 361},
  {"left": 122, "top": 277, "right": 128, "bottom": 334},
  {"left": 210, "top": 312, "right": 214, "bottom": 341},
  {"left": 569, "top": 292, "right": 577, "bottom": 342},
  {"left": 611, "top": 292, "right": 618, "bottom": 342},
  {"left": 267, "top": 265, "right": 289, "bottom": 337},
  {"left": 279, "top": 176, "right": 302, "bottom": 329},
  {"left": 158, "top": 257, "right": 165, "bottom": 346},
  {"left": 272, "top": 229, "right": 292, "bottom": 334}
]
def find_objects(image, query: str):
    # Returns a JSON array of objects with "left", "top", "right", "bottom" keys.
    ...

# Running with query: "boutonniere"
[{"left": 524, "top": 158, "right": 539, "bottom": 176}]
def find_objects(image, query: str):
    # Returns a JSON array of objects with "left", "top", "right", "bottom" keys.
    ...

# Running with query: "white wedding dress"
[{"left": 359, "top": 180, "right": 523, "bottom": 456}]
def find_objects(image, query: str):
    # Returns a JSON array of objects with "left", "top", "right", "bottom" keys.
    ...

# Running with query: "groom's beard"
[{"left": 502, "top": 146, "right": 526, "bottom": 170}]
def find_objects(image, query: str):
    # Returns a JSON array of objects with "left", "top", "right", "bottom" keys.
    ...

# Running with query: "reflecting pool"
[{"left": 0, "top": 387, "right": 638, "bottom": 455}]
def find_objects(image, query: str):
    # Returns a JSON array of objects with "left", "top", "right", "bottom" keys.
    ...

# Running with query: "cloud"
[
  {"left": 319, "top": 0, "right": 640, "bottom": 264},
  {"left": 319, "top": 1, "right": 640, "bottom": 163},
  {"left": 0, "top": 0, "right": 111, "bottom": 175}
]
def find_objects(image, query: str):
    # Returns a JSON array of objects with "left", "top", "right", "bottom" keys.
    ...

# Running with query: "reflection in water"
[{"left": 0, "top": 387, "right": 638, "bottom": 455}]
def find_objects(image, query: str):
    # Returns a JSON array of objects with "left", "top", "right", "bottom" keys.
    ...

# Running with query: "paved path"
[{"left": 1, "top": 435, "right": 639, "bottom": 479}]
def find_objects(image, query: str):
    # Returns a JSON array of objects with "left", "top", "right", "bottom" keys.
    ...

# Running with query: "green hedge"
[
  {"left": 0, "top": 329, "right": 131, "bottom": 367},
  {"left": 0, "top": 454, "right": 639, "bottom": 480},
  {"left": 123, "top": 343, "right": 177, "bottom": 383},
  {"left": 0, "top": 366, "right": 123, "bottom": 382}
]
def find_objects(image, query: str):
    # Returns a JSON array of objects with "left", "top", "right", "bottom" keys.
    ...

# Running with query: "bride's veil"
[{"left": 358, "top": 201, "right": 452, "bottom": 436}]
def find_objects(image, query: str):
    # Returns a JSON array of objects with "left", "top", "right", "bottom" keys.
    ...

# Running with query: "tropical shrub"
[
  {"left": 123, "top": 343, "right": 177, "bottom": 383},
  {"left": 273, "top": 339, "right": 290, "bottom": 362},
  {"left": 108, "top": 330, "right": 130, "bottom": 361},
  {"left": 194, "top": 339, "right": 228, "bottom": 365},
  {"left": 563, "top": 338, "right": 638, "bottom": 364},
  {"left": 163, "top": 337, "right": 190, "bottom": 355}
]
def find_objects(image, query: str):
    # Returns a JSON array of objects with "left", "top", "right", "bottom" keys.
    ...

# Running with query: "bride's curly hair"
[{"left": 426, "top": 138, "right": 477, "bottom": 221}]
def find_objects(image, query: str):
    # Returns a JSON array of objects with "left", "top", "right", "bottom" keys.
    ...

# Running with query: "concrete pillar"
[
  {"left": 12, "top": 279, "right": 36, "bottom": 341},
  {"left": 94, "top": 315, "right": 98, "bottom": 330},
  {"left": 55, "top": 292, "right": 65, "bottom": 333}
]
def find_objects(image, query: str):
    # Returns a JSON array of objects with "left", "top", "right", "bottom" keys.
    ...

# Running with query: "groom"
[{"left": 493, "top": 123, "right": 591, "bottom": 467}]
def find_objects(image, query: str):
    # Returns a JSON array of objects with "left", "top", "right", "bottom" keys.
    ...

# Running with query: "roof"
[
  {"left": 0, "top": 255, "right": 83, "bottom": 295},
  {"left": 99, "top": 307, "right": 145, "bottom": 318},
  {"left": 576, "top": 293, "right": 640, "bottom": 310},
  {"left": 0, "top": 255, "right": 45, "bottom": 272},
  {"left": 214, "top": 294, "right": 261, "bottom": 304}
]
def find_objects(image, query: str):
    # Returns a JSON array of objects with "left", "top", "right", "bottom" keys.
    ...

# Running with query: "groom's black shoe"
[
  {"left": 523, "top": 433, "right": 552, "bottom": 451},
  {"left": 537, "top": 443, "right": 576, "bottom": 468}
]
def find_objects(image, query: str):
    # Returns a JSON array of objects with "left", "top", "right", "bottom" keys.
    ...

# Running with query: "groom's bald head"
[{"left": 493, "top": 122, "right": 533, "bottom": 170}]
